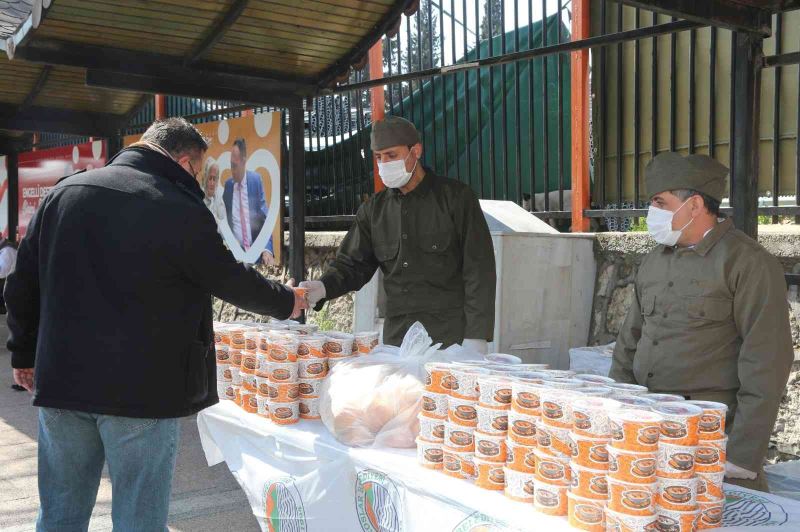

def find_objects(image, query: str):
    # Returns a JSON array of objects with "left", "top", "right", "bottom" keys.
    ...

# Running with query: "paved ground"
[{"left": 0, "top": 322, "right": 260, "bottom": 532}]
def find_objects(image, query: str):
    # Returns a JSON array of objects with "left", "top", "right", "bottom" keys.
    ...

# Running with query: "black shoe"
[{"left": 11, "top": 384, "right": 25, "bottom": 391}]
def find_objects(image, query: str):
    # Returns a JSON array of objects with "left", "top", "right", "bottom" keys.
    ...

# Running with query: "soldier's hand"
[
  {"left": 13, "top": 368, "right": 34, "bottom": 392},
  {"left": 298, "top": 280, "right": 326, "bottom": 306}
]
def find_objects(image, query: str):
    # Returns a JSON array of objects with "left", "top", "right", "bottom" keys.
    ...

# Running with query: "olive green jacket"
[
  {"left": 318, "top": 169, "right": 496, "bottom": 343},
  {"left": 610, "top": 219, "right": 793, "bottom": 472}
]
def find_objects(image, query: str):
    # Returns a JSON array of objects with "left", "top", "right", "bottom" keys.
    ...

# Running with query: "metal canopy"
[{"left": 0, "top": 0, "right": 418, "bottom": 136}]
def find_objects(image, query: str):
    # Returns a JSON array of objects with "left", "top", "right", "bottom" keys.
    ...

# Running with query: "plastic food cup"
[
  {"left": 298, "top": 377, "right": 324, "bottom": 398},
  {"left": 229, "top": 365, "right": 242, "bottom": 386},
  {"left": 416, "top": 437, "right": 444, "bottom": 470},
  {"left": 475, "top": 404, "right": 508, "bottom": 435},
  {"left": 533, "top": 480, "right": 568, "bottom": 516},
  {"left": 569, "top": 432, "right": 610, "bottom": 470},
  {"left": 229, "top": 327, "right": 247, "bottom": 349},
  {"left": 450, "top": 367, "right": 488, "bottom": 400},
  {"left": 571, "top": 397, "right": 622, "bottom": 438},
  {"left": 657, "top": 442, "right": 697, "bottom": 479},
  {"left": 646, "top": 393, "right": 686, "bottom": 403},
  {"left": 298, "top": 357, "right": 328, "bottom": 379},
  {"left": 478, "top": 375, "right": 513, "bottom": 408},
  {"left": 604, "top": 383, "right": 649, "bottom": 395},
  {"left": 607, "top": 446, "right": 658, "bottom": 484},
  {"left": 268, "top": 382, "right": 300, "bottom": 403},
  {"left": 256, "top": 376, "right": 271, "bottom": 397},
  {"left": 232, "top": 384, "right": 242, "bottom": 406},
  {"left": 475, "top": 457, "right": 506, "bottom": 490},
  {"left": 695, "top": 437, "right": 727, "bottom": 473},
  {"left": 604, "top": 509, "right": 659, "bottom": 532},
  {"left": 411, "top": 412, "right": 442, "bottom": 443},
  {"left": 216, "top": 365, "right": 233, "bottom": 383},
  {"left": 222, "top": 384, "right": 236, "bottom": 401},
  {"left": 542, "top": 377, "right": 585, "bottom": 390},
  {"left": 508, "top": 409, "right": 538, "bottom": 445},
  {"left": 323, "top": 332, "right": 355, "bottom": 358},
  {"left": 299, "top": 397, "right": 321, "bottom": 419},
  {"left": 289, "top": 323, "right": 318, "bottom": 336},
  {"left": 608, "top": 409, "right": 663, "bottom": 452},
  {"left": 269, "top": 401, "right": 300, "bottom": 425},
  {"left": 474, "top": 431, "right": 507, "bottom": 462},
  {"left": 420, "top": 391, "right": 449, "bottom": 420},
  {"left": 240, "top": 351, "right": 258, "bottom": 374},
  {"left": 444, "top": 422, "right": 476, "bottom": 452},
  {"left": 568, "top": 463, "right": 609, "bottom": 500},
  {"left": 541, "top": 369, "right": 576, "bottom": 379},
  {"left": 607, "top": 477, "right": 658, "bottom": 516},
  {"left": 424, "top": 362, "right": 455, "bottom": 394},
  {"left": 511, "top": 381, "right": 544, "bottom": 416},
  {"left": 297, "top": 335, "right": 325, "bottom": 359},
  {"left": 241, "top": 373, "right": 257, "bottom": 393},
  {"left": 696, "top": 471, "right": 725, "bottom": 501},
  {"left": 567, "top": 492, "right": 607, "bottom": 531},
  {"left": 613, "top": 394, "right": 657, "bottom": 408},
  {"left": 506, "top": 440, "right": 536, "bottom": 473},
  {"left": 533, "top": 448, "right": 571, "bottom": 485},
  {"left": 215, "top": 345, "right": 231, "bottom": 363},
  {"left": 534, "top": 421, "right": 571, "bottom": 458},
  {"left": 504, "top": 467, "right": 535, "bottom": 503},
  {"left": 267, "top": 361, "right": 299, "bottom": 384},
  {"left": 354, "top": 331, "right": 380, "bottom": 355},
  {"left": 241, "top": 391, "right": 258, "bottom": 414},
  {"left": 655, "top": 506, "right": 701, "bottom": 532},
  {"left": 574, "top": 374, "right": 616, "bottom": 385},
  {"left": 244, "top": 330, "right": 260, "bottom": 351},
  {"left": 268, "top": 337, "right": 299, "bottom": 363},
  {"left": 442, "top": 449, "right": 476, "bottom": 480},
  {"left": 256, "top": 395, "right": 270, "bottom": 418},
  {"left": 651, "top": 402, "right": 703, "bottom": 446},
  {"left": 656, "top": 477, "right": 700, "bottom": 511},
  {"left": 697, "top": 497, "right": 724, "bottom": 529},
  {"left": 575, "top": 386, "right": 615, "bottom": 398},
  {"left": 447, "top": 395, "right": 479, "bottom": 426},
  {"left": 255, "top": 353, "right": 270, "bottom": 378},
  {"left": 686, "top": 400, "right": 729, "bottom": 441},
  {"left": 229, "top": 349, "right": 243, "bottom": 368},
  {"left": 540, "top": 388, "right": 581, "bottom": 430}
]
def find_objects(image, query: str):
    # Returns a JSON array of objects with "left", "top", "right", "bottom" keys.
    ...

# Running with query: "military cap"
[
  {"left": 370, "top": 116, "right": 420, "bottom": 151},
  {"left": 645, "top": 152, "right": 729, "bottom": 201}
]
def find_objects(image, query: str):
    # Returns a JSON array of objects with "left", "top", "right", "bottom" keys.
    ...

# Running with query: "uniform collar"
[
  {"left": 389, "top": 166, "right": 434, "bottom": 198},
  {"left": 663, "top": 218, "right": 733, "bottom": 257}
]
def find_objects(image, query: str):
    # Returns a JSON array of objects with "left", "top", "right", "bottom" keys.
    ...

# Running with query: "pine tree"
[{"left": 480, "top": 0, "right": 504, "bottom": 43}]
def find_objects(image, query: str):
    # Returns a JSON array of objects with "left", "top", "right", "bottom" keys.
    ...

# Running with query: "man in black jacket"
[{"left": 6, "top": 118, "right": 306, "bottom": 532}]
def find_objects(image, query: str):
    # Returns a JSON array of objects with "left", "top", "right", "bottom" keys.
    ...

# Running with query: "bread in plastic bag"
[{"left": 319, "top": 322, "right": 482, "bottom": 448}]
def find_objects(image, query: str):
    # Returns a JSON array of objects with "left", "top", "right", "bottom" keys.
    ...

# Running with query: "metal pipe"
[
  {"left": 515, "top": 0, "right": 523, "bottom": 204},
  {"left": 633, "top": 8, "right": 641, "bottom": 214},
  {"left": 689, "top": 28, "right": 696, "bottom": 153},
  {"left": 772, "top": 13, "right": 782, "bottom": 223},
  {"left": 501, "top": 0, "right": 509, "bottom": 200},
  {"left": 328, "top": 20, "right": 704, "bottom": 94},
  {"left": 709, "top": 26, "right": 717, "bottom": 158},
  {"left": 670, "top": 17, "right": 677, "bottom": 152},
  {"left": 616, "top": 2, "right": 623, "bottom": 206},
  {"left": 542, "top": 0, "right": 551, "bottom": 211},
  {"left": 556, "top": 0, "right": 564, "bottom": 211},
  {"left": 570, "top": 0, "right": 590, "bottom": 232},
  {"left": 488, "top": 0, "right": 497, "bottom": 199}
]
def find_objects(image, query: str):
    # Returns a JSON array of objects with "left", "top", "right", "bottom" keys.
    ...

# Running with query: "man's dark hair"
[
  {"left": 141, "top": 118, "right": 208, "bottom": 159},
  {"left": 670, "top": 189, "right": 722, "bottom": 217},
  {"left": 233, "top": 137, "right": 247, "bottom": 159}
]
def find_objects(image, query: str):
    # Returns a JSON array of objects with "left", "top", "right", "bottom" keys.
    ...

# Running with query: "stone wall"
[
  {"left": 212, "top": 232, "right": 353, "bottom": 332},
  {"left": 588, "top": 229, "right": 800, "bottom": 461}
]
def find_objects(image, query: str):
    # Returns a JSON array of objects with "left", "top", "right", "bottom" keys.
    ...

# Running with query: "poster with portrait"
[{"left": 125, "top": 112, "right": 281, "bottom": 265}]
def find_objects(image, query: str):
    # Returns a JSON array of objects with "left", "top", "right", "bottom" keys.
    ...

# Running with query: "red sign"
[{"left": 17, "top": 141, "right": 107, "bottom": 238}]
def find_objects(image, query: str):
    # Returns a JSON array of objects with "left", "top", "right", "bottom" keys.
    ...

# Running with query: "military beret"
[
  {"left": 370, "top": 116, "right": 420, "bottom": 151},
  {"left": 645, "top": 152, "right": 729, "bottom": 201}
]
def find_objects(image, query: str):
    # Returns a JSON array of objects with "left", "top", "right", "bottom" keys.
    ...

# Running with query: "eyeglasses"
[{"left": 187, "top": 160, "right": 198, "bottom": 179}]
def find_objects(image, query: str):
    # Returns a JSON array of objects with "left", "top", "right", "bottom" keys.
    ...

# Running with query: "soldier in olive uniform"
[
  {"left": 301, "top": 117, "right": 496, "bottom": 352},
  {"left": 610, "top": 152, "right": 793, "bottom": 492}
]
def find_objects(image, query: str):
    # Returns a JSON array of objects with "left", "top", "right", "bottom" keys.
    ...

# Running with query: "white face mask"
[
  {"left": 646, "top": 199, "right": 693, "bottom": 247},
  {"left": 378, "top": 151, "right": 417, "bottom": 189}
]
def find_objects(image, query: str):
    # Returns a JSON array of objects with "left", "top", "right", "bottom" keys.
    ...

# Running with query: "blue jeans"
[{"left": 36, "top": 408, "right": 180, "bottom": 532}]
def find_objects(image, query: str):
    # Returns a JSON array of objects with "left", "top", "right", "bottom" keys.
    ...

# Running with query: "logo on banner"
[
  {"left": 452, "top": 511, "right": 514, "bottom": 532},
  {"left": 355, "top": 469, "right": 404, "bottom": 532},
  {"left": 263, "top": 476, "right": 307, "bottom": 532},
  {"left": 723, "top": 490, "right": 789, "bottom": 527}
]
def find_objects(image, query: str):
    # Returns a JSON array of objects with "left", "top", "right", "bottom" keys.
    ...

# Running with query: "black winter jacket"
[{"left": 6, "top": 147, "right": 294, "bottom": 418}]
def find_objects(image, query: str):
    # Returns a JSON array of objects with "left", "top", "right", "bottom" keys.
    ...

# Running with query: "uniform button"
[
  {"left": 402, "top": 234, "right": 408, "bottom": 239},
  {"left": 668, "top": 281, "right": 674, "bottom": 287},
  {"left": 662, "top": 312, "right": 668, "bottom": 318},
  {"left": 648, "top": 372, "right": 654, "bottom": 378},
  {"left": 402, "top": 261, "right": 409, "bottom": 268},
  {"left": 432, "top": 244, "right": 438, "bottom": 250},
  {"left": 653, "top": 340, "right": 659, "bottom": 346}
]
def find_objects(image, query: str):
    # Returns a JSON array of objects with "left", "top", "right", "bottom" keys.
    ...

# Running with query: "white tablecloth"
[{"left": 197, "top": 401, "right": 800, "bottom": 532}]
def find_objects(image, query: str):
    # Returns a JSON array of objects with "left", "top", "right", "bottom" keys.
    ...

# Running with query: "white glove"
[
  {"left": 725, "top": 461, "right": 758, "bottom": 480},
  {"left": 462, "top": 339, "right": 488, "bottom": 355},
  {"left": 298, "top": 280, "right": 326, "bottom": 306}
]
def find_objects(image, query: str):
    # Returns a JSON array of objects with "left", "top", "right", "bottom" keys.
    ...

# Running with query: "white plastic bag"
[{"left": 319, "top": 322, "right": 481, "bottom": 448}]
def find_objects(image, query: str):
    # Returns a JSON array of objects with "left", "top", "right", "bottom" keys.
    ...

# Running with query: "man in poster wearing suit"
[{"left": 223, "top": 137, "right": 275, "bottom": 265}]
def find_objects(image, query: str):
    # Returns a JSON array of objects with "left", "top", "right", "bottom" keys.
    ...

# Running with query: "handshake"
[{"left": 286, "top": 279, "right": 326, "bottom": 319}]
